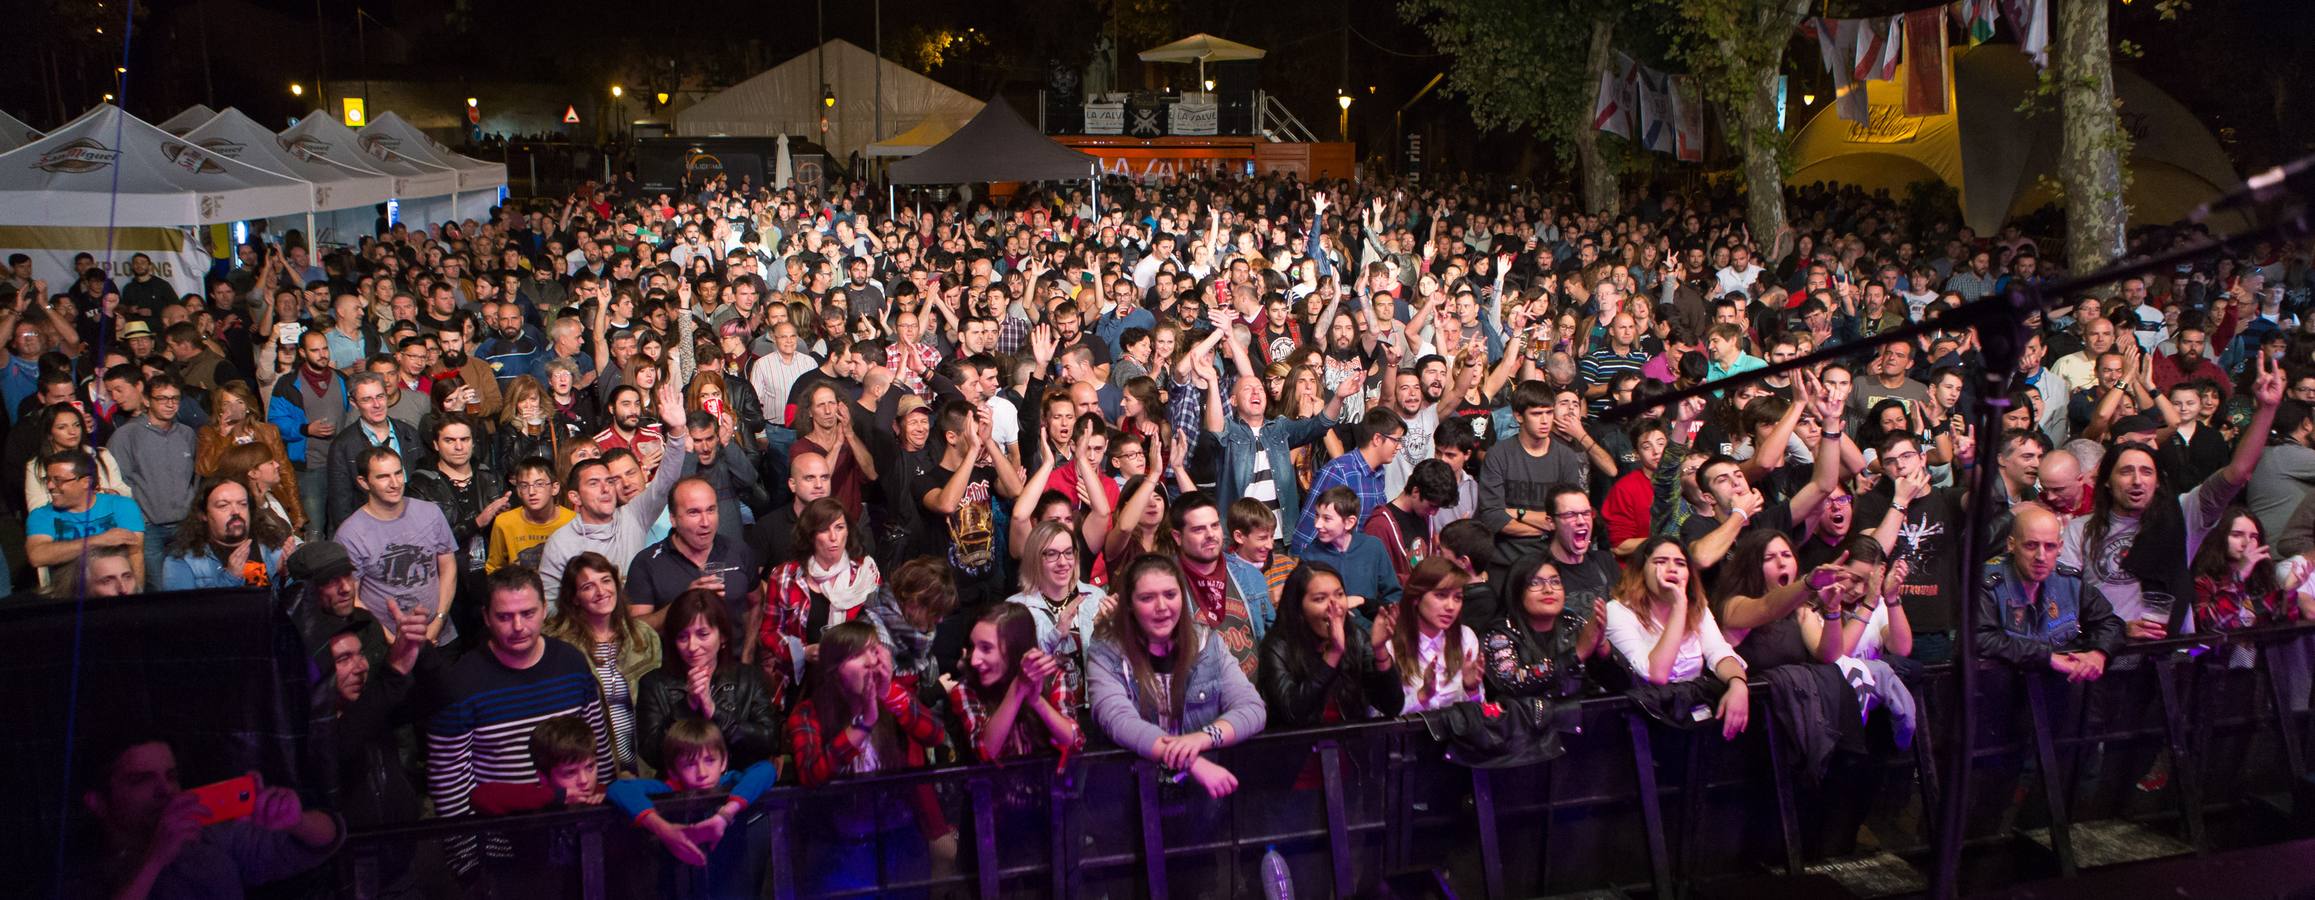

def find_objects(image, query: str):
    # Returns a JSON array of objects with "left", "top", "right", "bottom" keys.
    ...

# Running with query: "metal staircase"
[{"left": 1254, "top": 91, "right": 1320, "bottom": 143}]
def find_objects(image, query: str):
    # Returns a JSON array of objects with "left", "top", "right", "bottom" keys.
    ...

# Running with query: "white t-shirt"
[
  {"left": 990, "top": 395, "right": 1020, "bottom": 451},
  {"left": 1384, "top": 405, "right": 1440, "bottom": 500}
]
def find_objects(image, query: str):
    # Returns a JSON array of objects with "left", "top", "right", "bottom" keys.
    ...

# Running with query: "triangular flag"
[
  {"left": 1669, "top": 75, "right": 1705, "bottom": 162},
  {"left": 563, "top": 105, "right": 580, "bottom": 124}
]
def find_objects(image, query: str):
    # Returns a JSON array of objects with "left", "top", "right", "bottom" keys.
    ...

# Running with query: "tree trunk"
[
  {"left": 1734, "top": 0, "right": 1812, "bottom": 253},
  {"left": 1573, "top": 14, "right": 1619, "bottom": 216},
  {"left": 2057, "top": 0, "right": 2125, "bottom": 274}
]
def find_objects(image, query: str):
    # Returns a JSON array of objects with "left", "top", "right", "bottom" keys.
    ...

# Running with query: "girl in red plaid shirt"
[
  {"left": 783, "top": 621, "right": 953, "bottom": 892},
  {"left": 943, "top": 604, "right": 1084, "bottom": 762}
]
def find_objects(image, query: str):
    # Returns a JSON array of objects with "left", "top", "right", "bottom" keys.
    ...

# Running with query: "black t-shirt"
[
  {"left": 1551, "top": 544, "right": 1622, "bottom": 623},
  {"left": 1850, "top": 482, "right": 1967, "bottom": 632},
  {"left": 1679, "top": 502, "right": 1797, "bottom": 587},
  {"left": 914, "top": 462, "right": 1002, "bottom": 603}
]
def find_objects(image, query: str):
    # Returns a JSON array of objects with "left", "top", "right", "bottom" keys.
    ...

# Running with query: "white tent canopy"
[
  {"left": 675, "top": 39, "right": 982, "bottom": 162},
  {"left": 0, "top": 110, "right": 40, "bottom": 155},
  {"left": 156, "top": 104, "right": 218, "bottom": 135},
  {"left": 188, "top": 107, "right": 394, "bottom": 213},
  {"left": 359, "top": 111, "right": 507, "bottom": 194},
  {"left": 283, "top": 110, "right": 457, "bottom": 200},
  {"left": 0, "top": 104, "right": 313, "bottom": 227},
  {"left": 1788, "top": 46, "right": 2245, "bottom": 234}
]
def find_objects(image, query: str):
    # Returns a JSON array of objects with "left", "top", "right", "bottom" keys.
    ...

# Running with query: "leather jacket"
[
  {"left": 1255, "top": 616, "right": 1405, "bottom": 729},
  {"left": 634, "top": 660, "right": 780, "bottom": 772},
  {"left": 1973, "top": 558, "right": 2125, "bottom": 670}
]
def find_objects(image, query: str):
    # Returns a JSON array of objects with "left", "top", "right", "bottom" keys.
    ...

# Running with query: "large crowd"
[{"left": 32, "top": 167, "right": 2315, "bottom": 897}]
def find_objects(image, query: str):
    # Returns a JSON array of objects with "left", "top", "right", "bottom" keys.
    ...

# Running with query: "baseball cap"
[{"left": 896, "top": 395, "right": 931, "bottom": 421}]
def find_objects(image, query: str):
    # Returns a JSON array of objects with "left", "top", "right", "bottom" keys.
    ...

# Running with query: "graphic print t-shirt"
[
  {"left": 336, "top": 499, "right": 459, "bottom": 641},
  {"left": 27, "top": 494, "right": 146, "bottom": 585},
  {"left": 915, "top": 462, "right": 998, "bottom": 577}
]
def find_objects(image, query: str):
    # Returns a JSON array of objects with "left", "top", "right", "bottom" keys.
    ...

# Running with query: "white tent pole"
[
  {"left": 1090, "top": 164, "right": 1099, "bottom": 219},
  {"left": 307, "top": 210, "right": 317, "bottom": 250},
  {"left": 888, "top": 183, "right": 895, "bottom": 220}
]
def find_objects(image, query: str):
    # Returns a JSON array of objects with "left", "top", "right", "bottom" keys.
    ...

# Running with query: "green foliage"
[
  {"left": 1397, "top": 0, "right": 1620, "bottom": 170},
  {"left": 1647, "top": 0, "right": 1803, "bottom": 161}
]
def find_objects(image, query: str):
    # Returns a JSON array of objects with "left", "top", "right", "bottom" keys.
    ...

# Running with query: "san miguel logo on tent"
[
  {"left": 280, "top": 135, "right": 329, "bottom": 162},
  {"left": 358, "top": 134, "right": 399, "bottom": 161},
  {"left": 34, "top": 138, "right": 119, "bottom": 174},
  {"left": 195, "top": 138, "right": 247, "bottom": 160},
  {"left": 161, "top": 141, "right": 227, "bottom": 174}
]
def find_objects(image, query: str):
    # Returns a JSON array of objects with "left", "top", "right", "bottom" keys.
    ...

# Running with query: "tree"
[
  {"left": 1399, "top": 0, "right": 1626, "bottom": 215},
  {"left": 2054, "top": 0, "right": 2126, "bottom": 273},
  {"left": 1656, "top": 0, "right": 1811, "bottom": 249}
]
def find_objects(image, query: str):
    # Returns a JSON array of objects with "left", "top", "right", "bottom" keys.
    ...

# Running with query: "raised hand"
[{"left": 2255, "top": 351, "right": 2286, "bottom": 407}]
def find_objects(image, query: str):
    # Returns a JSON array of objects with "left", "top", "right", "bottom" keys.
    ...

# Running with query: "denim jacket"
[
  {"left": 1210, "top": 412, "right": 1336, "bottom": 543},
  {"left": 160, "top": 543, "right": 285, "bottom": 592},
  {"left": 1222, "top": 554, "right": 1276, "bottom": 645},
  {"left": 1086, "top": 626, "right": 1267, "bottom": 758}
]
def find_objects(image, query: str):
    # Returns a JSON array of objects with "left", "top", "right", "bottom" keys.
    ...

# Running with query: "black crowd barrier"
[{"left": 336, "top": 622, "right": 2315, "bottom": 899}]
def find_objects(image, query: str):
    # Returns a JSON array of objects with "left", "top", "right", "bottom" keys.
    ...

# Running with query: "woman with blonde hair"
[
  {"left": 494, "top": 375, "right": 562, "bottom": 473},
  {"left": 214, "top": 441, "right": 306, "bottom": 535}
]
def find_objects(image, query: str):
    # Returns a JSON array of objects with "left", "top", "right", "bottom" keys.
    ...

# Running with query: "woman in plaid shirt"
[
  {"left": 944, "top": 604, "right": 1084, "bottom": 762},
  {"left": 783, "top": 621, "right": 953, "bottom": 892}
]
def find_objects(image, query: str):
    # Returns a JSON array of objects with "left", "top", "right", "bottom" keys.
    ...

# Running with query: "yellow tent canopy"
[
  {"left": 865, "top": 109, "right": 977, "bottom": 159},
  {"left": 1787, "top": 45, "right": 2246, "bottom": 234}
]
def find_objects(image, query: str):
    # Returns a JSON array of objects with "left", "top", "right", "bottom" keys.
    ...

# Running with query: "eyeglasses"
[
  {"left": 149, "top": 393, "right": 181, "bottom": 403},
  {"left": 515, "top": 480, "right": 555, "bottom": 491},
  {"left": 1040, "top": 548, "right": 1076, "bottom": 562},
  {"left": 1527, "top": 576, "right": 1564, "bottom": 591}
]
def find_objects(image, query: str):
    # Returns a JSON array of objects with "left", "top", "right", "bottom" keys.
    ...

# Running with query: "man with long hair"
[{"left": 159, "top": 478, "right": 291, "bottom": 591}]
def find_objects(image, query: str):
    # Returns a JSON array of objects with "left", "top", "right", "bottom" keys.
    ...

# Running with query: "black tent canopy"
[{"left": 888, "top": 95, "right": 1098, "bottom": 185}]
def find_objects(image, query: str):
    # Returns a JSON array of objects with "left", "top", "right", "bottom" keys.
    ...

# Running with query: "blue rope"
[{"left": 52, "top": 0, "right": 136, "bottom": 890}]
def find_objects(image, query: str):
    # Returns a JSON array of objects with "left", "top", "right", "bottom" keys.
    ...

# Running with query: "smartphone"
[
  {"left": 275, "top": 322, "right": 304, "bottom": 346},
  {"left": 188, "top": 774, "right": 259, "bottom": 825}
]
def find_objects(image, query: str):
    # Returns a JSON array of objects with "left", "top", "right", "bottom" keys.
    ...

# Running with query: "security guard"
[{"left": 1974, "top": 504, "right": 2123, "bottom": 681}]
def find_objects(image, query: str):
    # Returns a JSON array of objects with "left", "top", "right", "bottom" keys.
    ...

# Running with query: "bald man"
[
  {"left": 627, "top": 477, "right": 759, "bottom": 629},
  {"left": 746, "top": 450, "right": 832, "bottom": 573},
  {"left": 2037, "top": 450, "right": 2086, "bottom": 519},
  {"left": 1974, "top": 504, "right": 2123, "bottom": 681}
]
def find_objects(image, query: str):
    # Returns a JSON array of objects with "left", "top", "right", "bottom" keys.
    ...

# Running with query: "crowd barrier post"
[
  {"left": 577, "top": 820, "right": 608, "bottom": 900},
  {"left": 1317, "top": 740, "right": 1356, "bottom": 897},
  {"left": 1758, "top": 698, "right": 1805, "bottom": 876},
  {"left": 1048, "top": 766, "right": 1078, "bottom": 899},
  {"left": 967, "top": 776, "right": 1001, "bottom": 898},
  {"left": 761, "top": 795, "right": 796, "bottom": 900},
  {"left": 1133, "top": 761, "right": 1169, "bottom": 897},
  {"left": 1673, "top": 713, "right": 1714, "bottom": 890},
  {"left": 2022, "top": 674, "right": 2079, "bottom": 877},
  {"left": 1385, "top": 729, "right": 1414, "bottom": 873},
  {"left": 2260, "top": 644, "right": 2308, "bottom": 778},
  {"left": 1911, "top": 686, "right": 1946, "bottom": 849},
  {"left": 1469, "top": 766, "right": 1506, "bottom": 900},
  {"left": 2151, "top": 654, "right": 2209, "bottom": 853},
  {"left": 1623, "top": 711, "right": 1677, "bottom": 898}
]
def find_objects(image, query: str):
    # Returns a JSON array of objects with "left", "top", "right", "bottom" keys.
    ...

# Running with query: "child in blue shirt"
[{"left": 609, "top": 718, "right": 778, "bottom": 893}]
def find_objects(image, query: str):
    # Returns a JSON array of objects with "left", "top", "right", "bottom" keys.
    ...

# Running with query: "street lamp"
[
  {"left": 290, "top": 83, "right": 305, "bottom": 97},
  {"left": 1802, "top": 92, "right": 1816, "bottom": 106},
  {"left": 656, "top": 91, "right": 670, "bottom": 106},
  {"left": 466, "top": 97, "right": 478, "bottom": 108},
  {"left": 1203, "top": 79, "right": 1215, "bottom": 92},
  {"left": 822, "top": 86, "right": 836, "bottom": 108},
  {"left": 610, "top": 85, "right": 624, "bottom": 98},
  {"left": 1336, "top": 93, "right": 1352, "bottom": 111},
  {"left": 1336, "top": 90, "right": 1351, "bottom": 143}
]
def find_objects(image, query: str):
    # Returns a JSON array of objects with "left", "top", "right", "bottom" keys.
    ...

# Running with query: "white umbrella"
[
  {"left": 1137, "top": 33, "right": 1267, "bottom": 93},
  {"left": 775, "top": 134, "right": 793, "bottom": 190}
]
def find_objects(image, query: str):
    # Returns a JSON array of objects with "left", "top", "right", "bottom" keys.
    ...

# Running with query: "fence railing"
[{"left": 339, "top": 621, "right": 2315, "bottom": 898}]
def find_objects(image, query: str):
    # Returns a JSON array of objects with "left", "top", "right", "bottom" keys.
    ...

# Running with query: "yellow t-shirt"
[{"left": 488, "top": 506, "right": 575, "bottom": 573}]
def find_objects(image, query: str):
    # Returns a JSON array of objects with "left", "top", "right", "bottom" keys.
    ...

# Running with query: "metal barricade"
[{"left": 338, "top": 621, "right": 2315, "bottom": 899}]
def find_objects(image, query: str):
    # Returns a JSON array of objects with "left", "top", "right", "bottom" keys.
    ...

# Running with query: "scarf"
[{"left": 807, "top": 555, "right": 881, "bottom": 623}]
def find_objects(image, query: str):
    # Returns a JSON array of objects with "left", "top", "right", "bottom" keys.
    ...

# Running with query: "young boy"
[
  {"left": 470, "top": 715, "right": 606, "bottom": 813},
  {"left": 1295, "top": 486, "right": 1403, "bottom": 614},
  {"left": 488, "top": 455, "right": 576, "bottom": 572},
  {"left": 611, "top": 719, "right": 778, "bottom": 879},
  {"left": 1227, "top": 498, "right": 1295, "bottom": 599}
]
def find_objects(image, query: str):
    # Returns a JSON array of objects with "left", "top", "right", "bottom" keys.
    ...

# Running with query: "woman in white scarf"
[{"left": 752, "top": 497, "right": 885, "bottom": 701}]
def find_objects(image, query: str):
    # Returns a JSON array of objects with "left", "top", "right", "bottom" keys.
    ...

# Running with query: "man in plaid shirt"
[{"left": 1292, "top": 407, "right": 1405, "bottom": 554}]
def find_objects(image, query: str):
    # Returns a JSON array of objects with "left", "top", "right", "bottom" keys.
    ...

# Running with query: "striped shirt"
[
  {"left": 587, "top": 640, "right": 638, "bottom": 771},
  {"left": 1578, "top": 347, "right": 1650, "bottom": 413},
  {"left": 426, "top": 640, "right": 614, "bottom": 868}
]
